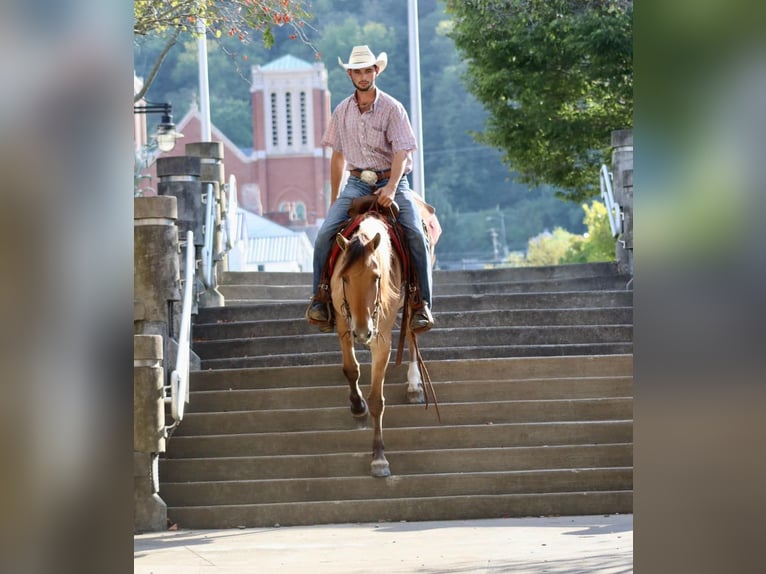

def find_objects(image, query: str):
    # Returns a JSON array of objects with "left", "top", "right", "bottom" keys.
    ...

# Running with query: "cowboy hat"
[{"left": 337, "top": 45, "right": 387, "bottom": 74}]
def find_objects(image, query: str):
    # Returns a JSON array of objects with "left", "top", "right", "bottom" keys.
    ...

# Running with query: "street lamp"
[{"left": 133, "top": 102, "right": 183, "bottom": 152}]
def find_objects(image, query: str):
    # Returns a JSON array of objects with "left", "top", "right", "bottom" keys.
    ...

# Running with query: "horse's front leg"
[
  {"left": 405, "top": 333, "right": 425, "bottom": 404},
  {"left": 337, "top": 324, "right": 367, "bottom": 418},
  {"left": 368, "top": 339, "right": 392, "bottom": 477}
]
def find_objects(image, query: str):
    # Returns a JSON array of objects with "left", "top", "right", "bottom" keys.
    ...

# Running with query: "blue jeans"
[{"left": 312, "top": 175, "right": 432, "bottom": 306}]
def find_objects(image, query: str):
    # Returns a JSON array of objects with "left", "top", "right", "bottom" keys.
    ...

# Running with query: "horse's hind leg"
[
  {"left": 405, "top": 334, "right": 424, "bottom": 404},
  {"left": 338, "top": 327, "right": 367, "bottom": 418}
]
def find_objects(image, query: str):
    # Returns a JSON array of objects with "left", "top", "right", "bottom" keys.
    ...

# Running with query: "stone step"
[
  {"left": 160, "top": 443, "right": 633, "bottom": 482},
  {"left": 218, "top": 275, "right": 632, "bottom": 302},
  {"left": 219, "top": 262, "right": 624, "bottom": 287},
  {"left": 188, "top": 356, "right": 634, "bottom": 391},
  {"left": 162, "top": 468, "right": 632, "bottom": 507},
  {"left": 193, "top": 325, "right": 633, "bottom": 361},
  {"left": 172, "top": 398, "right": 632, "bottom": 436},
  {"left": 193, "top": 307, "right": 634, "bottom": 341},
  {"left": 199, "top": 342, "right": 634, "bottom": 370},
  {"left": 164, "top": 263, "right": 634, "bottom": 528},
  {"left": 165, "top": 420, "right": 633, "bottom": 458},
  {"left": 186, "top": 376, "right": 633, "bottom": 412},
  {"left": 195, "top": 290, "right": 633, "bottom": 322},
  {"left": 166, "top": 491, "right": 633, "bottom": 529}
]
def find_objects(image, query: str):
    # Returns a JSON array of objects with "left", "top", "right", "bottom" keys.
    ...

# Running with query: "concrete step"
[
  {"left": 186, "top": 376, "right": 633, "bottom": 413},
  {"left": 193, "top": 307, "right": 634, "bottom": 340},
  {"left": 195, "top": 290, "right": 633, "bottom": 322},
  {"left": 166, "top": 491, "right": 633, "bottom": 529},
  {"left": 431, "top": 262, "right": 625, "bottom": 285},
  {"left": 164, "top": 420, "right": 633, "bottom": 458},
  {"left": 188, "top": 356, "right": 633, "bottom": 391},
  {"left": 193, "top": 325, "right": 633, "bottom": 361},
  {"left": 198, "top": 342, "right": 634, "bottom": 369},
  {"left": 173, "top": 397, "right": 632, "bottom": 436},
  {"left": 218, "top": 262, "right": 624, "bottom": 287},
  {"left": 162, "top": 468, "right": 633, "bottom": 507},
  {"left": 160, "top": 443, "right": 633, "bottom": 482},
  {"left": 218, "top": 275, "right": 632, "bottom": 302}
]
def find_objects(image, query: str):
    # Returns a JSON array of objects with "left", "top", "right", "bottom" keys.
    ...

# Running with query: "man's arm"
[
  {"left": 329, "top": 150, "right": 346, "bottom": 204},
  {"left": 374, "top": 149, "right": 409, "bottom": 208}
]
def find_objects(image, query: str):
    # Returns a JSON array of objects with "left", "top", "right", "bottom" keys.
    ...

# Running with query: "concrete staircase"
[{"left": 160, "top": 262, "right": 633, "bottom": 528}]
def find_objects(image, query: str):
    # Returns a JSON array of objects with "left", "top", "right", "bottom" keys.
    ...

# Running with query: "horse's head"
[{"left": 336, "top": 230, "right": 384, "bottom": 346}]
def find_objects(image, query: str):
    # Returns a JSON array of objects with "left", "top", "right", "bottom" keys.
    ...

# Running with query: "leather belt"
[{"left": 350, "top": 169, "right": 392, "bottom": 181}]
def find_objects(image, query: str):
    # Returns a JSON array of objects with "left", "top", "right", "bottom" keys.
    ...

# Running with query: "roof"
[
  {"left": 245, "top": 234, "right": 313, "bottom": 266},
  {"left": 261, "top": 54, "right": 314, "bottom": 71},
  {"left": 239, "top": 209, "right": 295, "bottom": 238}
]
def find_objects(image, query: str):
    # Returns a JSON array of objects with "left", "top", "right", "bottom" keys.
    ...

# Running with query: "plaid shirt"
[{"left": 321, "top": 88, "right": 417, "bottom": 173}]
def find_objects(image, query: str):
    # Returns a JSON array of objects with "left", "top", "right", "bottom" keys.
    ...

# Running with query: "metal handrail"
[
  {"left": 166, "top": 230, "right": 194, "bottom": 426},
  {"left": 201, "top": 183, "right": 215, "bottom": 288},
  {"left": 599, "top": 164, "right": 623, "bottom": 238},
  {"left": 223, "top": 174, "right": 238, "bottom": 251},
  {"left": 201, "top": 176, "right": 239, "bottom": 287}
]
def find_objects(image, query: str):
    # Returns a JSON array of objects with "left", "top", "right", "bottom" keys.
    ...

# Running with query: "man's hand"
[{"left": 374, "top": 184, "right": 396, "bottom": 208}]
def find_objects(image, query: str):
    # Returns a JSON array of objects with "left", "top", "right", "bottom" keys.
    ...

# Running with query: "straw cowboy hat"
[{"left": 338, "top": 45, "right": 387, "bottom": 74}]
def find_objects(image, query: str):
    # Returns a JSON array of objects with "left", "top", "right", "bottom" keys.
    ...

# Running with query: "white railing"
[
  {"left": 201, "top": 183, "right": 216, "bottom": 288},
  {"left": 167, "top": 176, "right": 239, "bottom": 432},
  {"left": 200, "top": 175, "right": 239, "bottom": 288},
  {"left": 166, "top": 230, "right": 194, "bottom": 426},
  {"left": 223, "top": 174, "right": 238, "bottom": 251},
  {"left": 600, "top": 164, "right": 623, "bottom": 238}
]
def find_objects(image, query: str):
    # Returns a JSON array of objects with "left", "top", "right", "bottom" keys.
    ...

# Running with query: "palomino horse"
[{"left": 331, "top": 211, "right": 425, "bottom": 478}]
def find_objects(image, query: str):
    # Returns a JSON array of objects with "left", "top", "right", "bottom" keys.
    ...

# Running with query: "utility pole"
[
  {"left": 408, "top": 0, "right": 425, "bottom": 198},
  {"left": 197, "top": 16, "right": 211, "bottom": 141}
]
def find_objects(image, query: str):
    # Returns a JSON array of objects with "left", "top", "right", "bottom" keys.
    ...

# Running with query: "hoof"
[
  {"left": 351, "top": 399, "right": 368, "bottom": 418},
  {"left": 370, "top": 460, "right": 391, "bottom": 478},
  {"left": 406, "top": 388, "right": 425, "bottom": 404}
]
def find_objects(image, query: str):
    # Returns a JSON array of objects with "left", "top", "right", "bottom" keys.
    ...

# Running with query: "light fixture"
[{"left": 133, "top": 101, "right": 184, "bottom": 152}]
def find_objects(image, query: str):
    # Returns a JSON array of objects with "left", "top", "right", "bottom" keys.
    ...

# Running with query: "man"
[{"left": 306, "top": 45, "right": 434, "bottom": 333}]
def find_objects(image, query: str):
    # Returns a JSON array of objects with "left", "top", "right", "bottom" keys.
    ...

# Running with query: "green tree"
[
  {"left": 562, "top": 200, "right": 616, "bottom": 263},
  {"left": 526, "top": 228, "right": 578, "bottom": 266},
  {"left": 444, "top": 0, "right": 632, "bottom": 202},
  {"left": 133, "top": 0, "right": 315, "bottom": 101}
]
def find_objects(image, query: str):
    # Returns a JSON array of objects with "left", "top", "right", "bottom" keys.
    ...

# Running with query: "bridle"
[{"left": 341, "top": 272, "right": 382, "bottom": 339}]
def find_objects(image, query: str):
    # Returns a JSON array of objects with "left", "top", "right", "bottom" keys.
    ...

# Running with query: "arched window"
[{"left": 278, "top": 201, "right": 307, "bottom": 221}]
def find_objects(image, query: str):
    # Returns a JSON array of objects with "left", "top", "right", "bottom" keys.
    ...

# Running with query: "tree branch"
[{"left": 134, "top": 27, "right": 182, "bottom": 103}]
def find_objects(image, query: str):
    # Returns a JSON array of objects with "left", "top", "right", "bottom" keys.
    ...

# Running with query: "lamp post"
[{"left": 133, "top": 102, "right": 183, "bottom": 152}]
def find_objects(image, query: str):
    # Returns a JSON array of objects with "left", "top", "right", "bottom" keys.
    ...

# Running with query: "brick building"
[{"left": 151, "top": 54, "right": 332, "bottom": 230}]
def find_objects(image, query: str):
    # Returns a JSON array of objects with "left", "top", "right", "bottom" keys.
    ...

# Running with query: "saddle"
[
  {"left": 310, "top": 195, "right": 440, "bottom": 341},
  {"left": 323, "top": 197, "right": 410, "bottom": 299}
]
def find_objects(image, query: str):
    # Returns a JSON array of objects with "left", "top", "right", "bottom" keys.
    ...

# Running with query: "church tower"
[{"left": 251, "top": 55, "right": 331, "bottom": 226}]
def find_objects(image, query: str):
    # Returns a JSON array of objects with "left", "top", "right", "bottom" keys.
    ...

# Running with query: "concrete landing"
[{"left": 134, "top": 514, "right": 632, "bottom": 573}]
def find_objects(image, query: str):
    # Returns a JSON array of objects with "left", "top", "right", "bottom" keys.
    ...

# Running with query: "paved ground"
[{"left": 134, "top": 514, "right": 632, "bottom": 573}]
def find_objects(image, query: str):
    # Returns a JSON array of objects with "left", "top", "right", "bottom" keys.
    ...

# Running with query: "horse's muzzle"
[{"left": 353, "top": 328, "right": 375, "bottom": 346}]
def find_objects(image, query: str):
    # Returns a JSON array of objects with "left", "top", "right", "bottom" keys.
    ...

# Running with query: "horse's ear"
[
  {"left": 370, "top": 233, "right": 381, "bottom": 251},
  {"left": 336, "top": 233, "right": 349, "bottom": 251}
]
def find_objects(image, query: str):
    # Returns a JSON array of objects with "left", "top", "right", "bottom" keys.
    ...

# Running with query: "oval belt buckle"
[{"left": 360, "top": 170, "right": 378, "bottom": 186}]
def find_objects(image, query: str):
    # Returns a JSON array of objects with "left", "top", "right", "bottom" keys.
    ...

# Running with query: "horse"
[{"left": 330, "top": 211, "right": 425, "bottom": 478}]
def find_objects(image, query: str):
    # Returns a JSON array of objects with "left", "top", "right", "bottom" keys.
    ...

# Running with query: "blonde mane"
[{"left": 333, "top": 215, "right": 400, "bottom": 312}]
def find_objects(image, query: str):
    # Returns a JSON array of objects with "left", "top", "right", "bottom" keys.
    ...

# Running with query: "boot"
[
  {"left": 409, "top": 301, "right": 434, "bottom": 333},
  {"left": 305, "top": 297, "right": 334, "bottom": 332}
]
